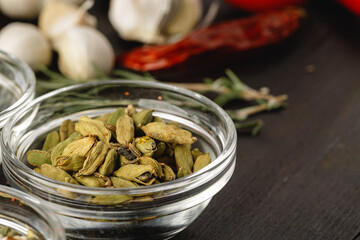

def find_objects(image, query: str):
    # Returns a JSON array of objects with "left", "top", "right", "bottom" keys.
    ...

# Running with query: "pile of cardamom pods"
[{"left": 27, "top": 105, "right": 211, "bottom": 192}]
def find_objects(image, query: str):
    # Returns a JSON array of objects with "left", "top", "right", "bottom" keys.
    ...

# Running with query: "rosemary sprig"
[
  {"left": 234, "top": 119, "right": 263, "bottom": 137},
  {"left": 36, "top": 67, "right": 288, "bottom": 135},
  {"left": 167, "top": 69, "right": 288, "bottom": 108}
]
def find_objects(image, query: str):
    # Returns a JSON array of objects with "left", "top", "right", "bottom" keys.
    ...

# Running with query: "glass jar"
[
  {"left": 0, "top": 185, "right": 66, "bottom": 240},
  {"left": 0, "top": 51, "right": 35, "bottom": 166},
  {"left": 0, "top": 50, "right": 35, "bottom": 129},
  {"left": 1, "top": 80, "right": 236, "bottom": 239}
]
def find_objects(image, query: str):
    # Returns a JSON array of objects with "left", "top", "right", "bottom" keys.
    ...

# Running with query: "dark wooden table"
[
  {"left": 171, "top": 0, "right": 360, "bottom": 239},
  {"left": 2, "top": 0, "right": 360, "bottom": 239}
]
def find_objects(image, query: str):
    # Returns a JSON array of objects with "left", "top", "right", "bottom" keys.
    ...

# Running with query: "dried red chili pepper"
[
  {"left": 224, "top": 0, "right": 306, "bottom": 12},
  {"left": 338, "top": 0, "right": 360, "bottom": 16},
  {"left": 119, "top": 8, "right": 305, "bottom": 72}
]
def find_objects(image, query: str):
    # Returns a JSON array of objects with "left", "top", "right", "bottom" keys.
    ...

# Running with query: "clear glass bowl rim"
[
  {"left": 0, "top": 185, "right": 66, "bottom": 239},
  {"left": 0, "top": 50, "right": 35, "bottom": 128},
  {"left": 1, "top": 80, "right": 237, "bottom": 195}
]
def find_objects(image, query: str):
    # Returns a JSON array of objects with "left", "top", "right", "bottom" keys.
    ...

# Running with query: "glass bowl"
[
  {"left": 0, "top": 185, "right": 65, "bottom": 239},
  {"left": 0, "top": 50, "right": 35, "bottom": 129},
  {"left": 0, "top": 51, "right": 35, "bottom": 166},
  {"left": 1, "top": 80, "right": 236, "bottom": 239}
]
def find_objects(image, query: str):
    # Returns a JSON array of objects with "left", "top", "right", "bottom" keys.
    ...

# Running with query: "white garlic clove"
[
  {"left": 164, "top": 0, "right": 203, "bottom": 36},
  {"left": 0, "top": 0, "right": 43, "bottom": 20},
  {"left": 108, "top": 0, "right": 179, "bottom": 44},
  {"left": 39, "top": 0, "right": 97, "bottom": 40},
  {"left": 54, "top": 26, "right": 115, "bottom": 81},
  {"left": 0, "top": 22, "right": 52, "bottom": 71}
]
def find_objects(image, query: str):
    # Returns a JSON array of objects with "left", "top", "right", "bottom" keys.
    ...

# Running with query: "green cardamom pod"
[
  {"left": 75, "top": 116, "right": 112, "bottom": 143},
  {"left": 107, "top": 107, "right": 125, "bottom": 126},
  {"left": 116, "top": 114, "right": 135, "bottom": 145},
  {"left": 176, "top": 167, "right": 192, "bottom": 178},
  {"left": 174, "top": 144, "right": 193, "bottom": 173},
  {"left": 110, "top": 177, "right": 138, "bottom": 188},
  {"left": 162, "top": 163, "right": 176, "bottom": 182},
  {"left": 191, "top": 148, "right": 203, "bottom": 160},
  {"left": 56, "top": 155, "right": 86, "bottom": 172},
  {"left": 135, "top": 136, "right": 157, "bottom": 157},
  {"left": 128, "top": 143, "right": 142, "bottom": 158},
  {"left": 42, "top": 130, "right": 60, "bottom": 152},
  {"left": 132, "top": 109, "right": 153, "bottom": 133},
  {"left": 27, "top": 150, "right": 51, "bottom": 167},
  {"left": 193, "top": 153, "right": 211, "bottom": 172},
  {"left": 105, "top": 124, "right": 117, "bottom": 141},
  {"left": 139, "top": 156, "right": 164, "bottom": 179},
  {"left": 94, "top": 113, "right": 112, "bottom": 124},
  {"left": 99, "top": 148, "right": 118, "bottom": 176},
  {"left": 119, "top": 154, "right": 138, "bottom": 165},
  {"left": 136, "top": 172, "right": 156, "bottom": 185},
  {"left": 106, "top": 124, "right": 116, "bottom": 134},
  {"left": 50, "top": 132, "right": 82, "bottom": 165},
  {"left": 113, "top": 164, "right": 156, "bottom": 185},
  {"left": 140, "top": 122, "right": 197, "bottom": 144},
  {"left": 62, "top": 135, "right": 97, "bottom": 157},
  {"left": 59, "top": 119, "right": 75, "bottom": 142},
  {"left": 78, "top": 141, "right": 109, "bottom": 176},
  {"left": 93, "top": 172, "right": 112, "bottom": 187},
  {"left": 75, "top": 175, "right": 106, "bottom": 187},
  {"left": 91, "top": 194, "right": 132, "bottom": 205},
  {"left": 152, "top": 141, "right": 166, "bottom": 158},
  {"left": 40, "top": 164, "right": 79, "bottom": 185}
]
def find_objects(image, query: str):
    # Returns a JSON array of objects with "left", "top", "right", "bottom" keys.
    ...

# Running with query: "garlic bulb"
[
  {"left": 108, "top": 0, "right": 203, "bottom": 44},
  {"left": 0, "top": 0, "right": 43, "bottom": 20},
  {"left": 0, "top": 22, "right": 52, "bottom": 70},
  {"left": 54, "top": 26, "right": 115, "bottom": 81},
  {"left": 164, "top": 0, "right": 203, "bottom": 36},
  {"left": 108, "top": 0, "right": 179, "bottom": 44},
  {"left": 39, "top": 0, "right": 97, "bottom": 40}
]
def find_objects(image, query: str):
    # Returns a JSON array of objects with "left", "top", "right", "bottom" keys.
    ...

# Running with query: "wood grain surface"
[{"left": 1, "top": 0, "right": 360, "bottom": 239}]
